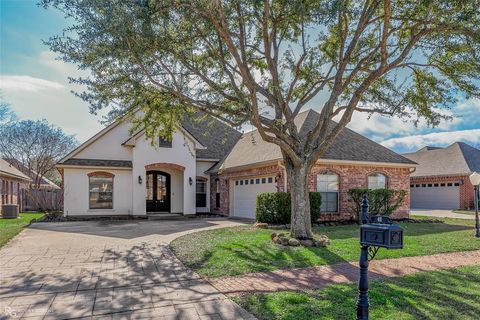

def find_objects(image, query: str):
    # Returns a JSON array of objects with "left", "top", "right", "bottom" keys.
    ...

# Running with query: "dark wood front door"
[{"left": 146, "top": 171, "right": 171, "bottom": 213}]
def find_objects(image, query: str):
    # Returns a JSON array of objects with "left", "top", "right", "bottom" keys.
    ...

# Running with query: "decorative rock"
[
  {"left": 288, "top": 238, "right": 300, "bottom": 246},
  {"left": 313, "top": 235, "right": 331, "bottom": 247},
  {"left": 279, "top": 236, "right": 290, "bottom": 246},
  {"left": 255, "top": 222, "right": 268, "bottom": 229},
  {"left": 300, "top": 239, "right": 314, "bottom": 247}
]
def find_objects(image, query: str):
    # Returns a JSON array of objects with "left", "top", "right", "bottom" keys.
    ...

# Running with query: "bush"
[
  {"left": 256, "top": 192, "right": 322, "bottom": 224},
  {"left": 347, "top": 188, "right": 407, "bottom": 219}
]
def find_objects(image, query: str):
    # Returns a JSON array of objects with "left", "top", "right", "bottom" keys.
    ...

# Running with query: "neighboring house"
[
  {"left": 403, "top": 142, "right": 480, "bottom": 210},
  {"left": 57, "top": 109, "right": 415, "bottom": 220},
  {"left": 3, "top": 158, "right": 61, "bottom": 190},
  {"left": 0, "top": 158, "right": 31, "bottom": 213}
]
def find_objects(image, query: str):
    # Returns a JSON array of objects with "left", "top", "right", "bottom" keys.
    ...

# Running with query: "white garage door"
[
  {"left": 232, "top": 176, "right": 276, "bottom": 219},
  {"left": 411, "top": 183, "right": 460, "bottom": 209}
]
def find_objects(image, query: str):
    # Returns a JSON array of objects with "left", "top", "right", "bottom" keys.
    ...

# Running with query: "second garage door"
[
  {"left": 232, "top": 176, "right": 276, "bottom": 219},
  {"left": 410, "top": 184, "right": 460, "bottom": 209}
]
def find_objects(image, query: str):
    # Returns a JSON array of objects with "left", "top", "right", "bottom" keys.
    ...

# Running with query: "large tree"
[
  {"left": 42, "top": 0, "right": 480, "bottom": 239},
  {"left": 0, "top": 120, "right": 78, "bottom": 189}
]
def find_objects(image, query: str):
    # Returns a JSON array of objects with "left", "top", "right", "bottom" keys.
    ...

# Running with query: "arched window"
[
  {"left": 317, "top": 172, "right": 339, "bottom": 212},
  {"left": 368, "top": 173, "right": 387, "bottom": 190},
  {"left": 88, "top": 172, "right": 114, "bottom": 209}
]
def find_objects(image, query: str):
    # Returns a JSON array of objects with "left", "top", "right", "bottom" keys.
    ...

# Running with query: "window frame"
[
  {"left": 88, "top": 172, "right": 114, "bottom": 210},
  {"left": 195, "top": 178, "right": 207, "bottom": 208},
  {"left": 158, "top": 136, "right": 172, "bottom": 148},
  {"left": 316, "top": 172, "right": 340, "bottom": 213},
  {"left": 367, "top": 173, "right": 388, "bottom": 190}
]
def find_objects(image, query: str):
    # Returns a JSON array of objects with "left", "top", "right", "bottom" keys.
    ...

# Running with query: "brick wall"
[
  {"left": 0, "top": 177, "right": 28, "bottom": 213},
  {"left": 410, "top": 175, "right": 473, "bottom": 210},
  {"left": 211, "top": 162, "right": 411, "bottom": 221}
]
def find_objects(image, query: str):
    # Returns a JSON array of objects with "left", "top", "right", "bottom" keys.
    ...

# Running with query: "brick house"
[
  {"left": 403, "top": 142, "right": 480, "bottom": 210},
  {"left": 209, "top": 110, "right": 415, "bottom": 221},
  {"left": 0, "top": 158, "right": 31, "bottom": 214},
  {"left": 58, "top": 109, "right": 415, "bottom": 220}
]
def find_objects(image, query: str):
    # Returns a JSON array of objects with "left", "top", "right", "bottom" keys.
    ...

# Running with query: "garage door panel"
[
  {"left": 411, "top": 186, "right": 459, "bottom": 209},
  {"left": 232, "top": 176, "right": 276, "bottom": 219}
]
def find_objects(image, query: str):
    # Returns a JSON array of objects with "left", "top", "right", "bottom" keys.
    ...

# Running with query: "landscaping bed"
[
  {"left": 170, "top": 217, "right": 480, "bottom": 278},
  {"left": 0, "top": 212, "right": 44, "bottom": 247},
  {"left": 236, "top": 265, "right": 480, "bottom": 320}
]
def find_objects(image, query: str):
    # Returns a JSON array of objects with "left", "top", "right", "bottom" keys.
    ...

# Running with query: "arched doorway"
[{"left": 146, "top": 170, "right": 171, "bottom": 213}]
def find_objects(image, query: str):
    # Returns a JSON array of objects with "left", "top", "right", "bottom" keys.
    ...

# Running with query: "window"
[
  {"left": 317, "top": 173, "right": 339, "bottom": 212},
  {"left": 256, "top": 178, "right": 260, "bottom": 184},
  {"left": 196, "top": 179, "right": 207, "bottom": 207},
  {"left": 250, "top": 179, "right": 254, "bottom": 184},
  {"left": 268, "top": 177, "right": 273, "bottom": 183},
  {"left": 368, "top": 173, "right": 387, "bottom": 190},
  {"left": 261, "top": 178, "right": 266, "bottom": 184},
  {"left": 215, "top": 179, "right": 221, "bottom": 208},
  {"left": 158, "top": 136, "right": 172, "bottom": 148},
  {"left": 88, "top": 173, "right": 114, "bottom": 209},
  {"left": 245, "top": 180, "right": 249, "bottom": 185}
]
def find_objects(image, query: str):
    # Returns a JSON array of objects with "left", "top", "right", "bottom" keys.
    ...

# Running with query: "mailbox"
[{"left": 360, "top": 223, "right": 403, "bottom": 249}]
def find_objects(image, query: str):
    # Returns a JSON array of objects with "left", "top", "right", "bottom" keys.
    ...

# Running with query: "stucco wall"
[
  {"left": 75, "top": 121, "right": 133, "bottom": 161},
  {"left": 212, "top": 162, "right": 411, "bottom": 221},
  {"left": 63, "top": 168, "right": 132, "bottom": 216},
  {"left": 131, "top": 130, "right": 197, "bottom": 215}
]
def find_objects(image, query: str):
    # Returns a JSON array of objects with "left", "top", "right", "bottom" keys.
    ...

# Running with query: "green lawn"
[
  {"left": 170, "top": 217, "right": 480, "bottom": 278},
  {"left": 236, "top": 265, "right": 480, "bottom": 320},
  {"left": 0, "top": 213, "right": 44, "bottom": 248}
]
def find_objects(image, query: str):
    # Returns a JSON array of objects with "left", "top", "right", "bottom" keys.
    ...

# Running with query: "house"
[
  {"left": 403, "top": 142, "right": 480, "bottom": 210},
  {"left": 57, "top": 109, "right": 416, "bottom": 220},
  {"left": 3, "top": 158, "right": 60, "bottom": 190},
  {"left": 0, "top": 158, "right": 31, "bottom": 213}
]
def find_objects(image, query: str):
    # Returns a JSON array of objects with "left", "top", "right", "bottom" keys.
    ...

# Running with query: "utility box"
[
  {"left": 360, "top": 223, "right": 403, "bottom": 249},
  {"left": 1, "top": 204, "right": 19, "bottom": 219}
]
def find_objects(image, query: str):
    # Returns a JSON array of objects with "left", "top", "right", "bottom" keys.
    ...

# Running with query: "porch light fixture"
[
  {"left": 189, "top": 177, "right": 193, "bottom": 186},
  {"left": 138, "top": 176, "right": 142, "bottom": 185},
  {"left": 469, "top": 172, "right": 480, "bottom": 237}
]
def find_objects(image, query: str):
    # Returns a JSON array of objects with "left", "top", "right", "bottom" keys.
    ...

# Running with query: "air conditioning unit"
[{"left": 1, "top": 204, "right": 19, "bottom": 219}]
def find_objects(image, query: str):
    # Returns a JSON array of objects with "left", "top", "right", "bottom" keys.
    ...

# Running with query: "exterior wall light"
[
  {"left": 189, "top": 177, "right": 193, "bottom": 186},
  {"left": 138, "top": 176, "right": 142, "bottom": 185},
  {"left": 469, "top": 172, "right": 480, "bottom": 237}
]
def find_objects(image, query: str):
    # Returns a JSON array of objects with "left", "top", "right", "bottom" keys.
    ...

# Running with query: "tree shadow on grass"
[{"left": 237, "top": 266, "right": 480, "bottom": 320}]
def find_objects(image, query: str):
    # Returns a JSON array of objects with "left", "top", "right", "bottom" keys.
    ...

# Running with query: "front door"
[{"left": 146, "top": 171, "right": 171, "bottom": 213}]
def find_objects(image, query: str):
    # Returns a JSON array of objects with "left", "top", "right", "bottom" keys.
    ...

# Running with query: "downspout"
[{"left": 277, "top": 160, "right": 288, "bottom": 192}]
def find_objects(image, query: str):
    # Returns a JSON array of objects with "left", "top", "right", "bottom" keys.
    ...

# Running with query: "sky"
[{"left": 1, "top": 0, "right": 479, "bottom": 153}]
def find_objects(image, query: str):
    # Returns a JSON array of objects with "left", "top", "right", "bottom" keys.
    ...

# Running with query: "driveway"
[
  {"left": 0, "top": 218, "right": 255, "bottom": 320},
  {"left": 411, "top": 209, "right": 476, "bottom": 220}
]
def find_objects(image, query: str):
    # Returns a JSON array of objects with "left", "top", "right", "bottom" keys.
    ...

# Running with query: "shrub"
[
  {"left": 347, "top": 188, "right": 407, "bottom": 219},
  {"left": 256, "top": 192, "right": 322, "bottom": 224}
]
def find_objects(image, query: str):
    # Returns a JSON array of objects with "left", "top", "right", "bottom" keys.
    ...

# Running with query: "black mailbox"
[{"left": 360, "top": 223, "right": 403, "bottom": 249}]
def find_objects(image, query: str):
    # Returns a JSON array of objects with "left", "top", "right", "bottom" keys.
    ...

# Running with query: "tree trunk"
[{"left": 285, "top": 159, "right": 313, "bottom": 240}]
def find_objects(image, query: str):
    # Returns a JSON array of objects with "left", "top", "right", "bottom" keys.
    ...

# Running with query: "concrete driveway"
[
  {"left": 411, "top": 209, "right": 476, "bottom": 220},
  {"left": 0, "top": 218, "right": 254, "bottom": 320}
]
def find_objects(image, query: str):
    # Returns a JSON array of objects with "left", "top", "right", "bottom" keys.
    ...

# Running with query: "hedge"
[
  {"left": 347, "top": 188, "right": 407, "bottom": 219},
  {"left": 256, "top": 192, "right": 322, "bottom": 224}
]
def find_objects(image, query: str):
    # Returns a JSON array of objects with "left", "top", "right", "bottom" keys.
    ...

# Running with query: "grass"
[
  {"left": 0, "top": 212, "right": 44, "bottom": 248},
  {"left": 170, "top": 217, "right": 480, "bottom": 278},
  {"left": 236, "top": 265, "right": 480, "bottom": 320}
]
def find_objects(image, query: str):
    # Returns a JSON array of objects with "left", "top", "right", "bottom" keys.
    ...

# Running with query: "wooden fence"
[{"left": 21, "top": 189, "right": 63, "bottom": 212}]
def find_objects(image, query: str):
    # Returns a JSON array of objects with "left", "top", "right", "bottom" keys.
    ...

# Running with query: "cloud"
[
  {"left": 381, "top": 129, "right": 480, "bottom": 152},
  {"left": 0, "top": 75, "right": 64, "bottom": 92}
]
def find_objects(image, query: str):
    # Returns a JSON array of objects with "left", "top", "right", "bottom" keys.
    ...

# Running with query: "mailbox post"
[{"left": 356, "top": 195, "right": 404, "bottom": 320}]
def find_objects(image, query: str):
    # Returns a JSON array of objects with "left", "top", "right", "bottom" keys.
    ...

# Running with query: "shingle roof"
[
  {"left": 61, "top": 159, "right": 133, "bottom": 168},
  {"left": 180, "top": 112, "right": 242, "bottom": 160},
  {"left": 211, "top": 109, "right": 415, "bottom": 172},
  {"left": 0, "top": 158, "right": 31, "bottom": 181},
  {"left": 3, "top": 158, "right": 60, "bottom": 189},
  {"left": 403, "top": 142, "right": 480, "bottom": 177}
]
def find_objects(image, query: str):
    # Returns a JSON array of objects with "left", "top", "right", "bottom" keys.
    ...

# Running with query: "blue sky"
[{"left": 1, "top": 0, "right": 479, "bottom": 152}]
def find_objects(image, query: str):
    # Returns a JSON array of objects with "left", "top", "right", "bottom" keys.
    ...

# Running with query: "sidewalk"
[{"left": 209, "top": 250, "right": 480, "bottom": 296}]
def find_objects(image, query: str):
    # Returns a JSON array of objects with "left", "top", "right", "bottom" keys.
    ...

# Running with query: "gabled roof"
[
  {"left": 3, "top": 158, "right": 60, "bottom": 189},
  {"left": 211, "top": 109, "right": 415, "bottom": 172},
  {"left": 0, "top": 158, "right": 32, "bottom": 181},
  {"left": 403, "top": 142, "right": 480, "bottom": 177}
]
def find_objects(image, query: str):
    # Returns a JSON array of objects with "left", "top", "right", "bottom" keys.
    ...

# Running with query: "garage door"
[
  {"left": 232, "top": 176, "right": 276, "bottom": 219},
  {"left": 410, "top": 183, "right": 460, "bottom": 209}
]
